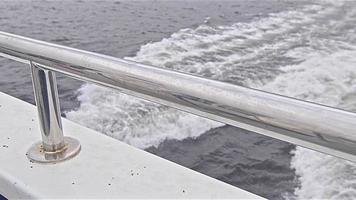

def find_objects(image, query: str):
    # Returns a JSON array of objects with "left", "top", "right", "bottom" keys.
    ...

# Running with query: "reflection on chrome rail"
[
  {"left": 0, "top": 31, "right": 356, "bottom": 163},
  {"left": 27, "top": 62, "right": 80, "bottom": 163}
]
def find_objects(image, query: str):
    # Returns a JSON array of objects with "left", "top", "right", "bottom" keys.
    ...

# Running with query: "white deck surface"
[{"left": 0, "top": 92, "right": 263, "bottom": 199}]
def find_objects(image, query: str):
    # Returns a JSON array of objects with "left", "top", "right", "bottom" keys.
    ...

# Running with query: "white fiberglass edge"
[{"left": 0, "top": 92, "right": 262, "bottom": 199}]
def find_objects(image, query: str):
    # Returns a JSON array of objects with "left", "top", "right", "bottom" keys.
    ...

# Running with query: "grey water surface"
[{"left": 0, "top": 1, "right": 316, "bottom": 199}]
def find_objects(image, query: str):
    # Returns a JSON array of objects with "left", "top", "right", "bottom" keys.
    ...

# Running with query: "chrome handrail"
[{"left": 1, "top": 31, "right": 356, "bottom": 163}]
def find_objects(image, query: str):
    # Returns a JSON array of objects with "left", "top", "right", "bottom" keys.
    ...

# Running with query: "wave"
[
  {"left": 66, "top": 2, "right": 333, "bottom": 148},
  {"left": 66, "top": 85, "right": 220, "bottom": 148},
  {"left": 252, "top": 2, "right": 356, "bottom": 199},
  {"left": 260, "top": 50, "right": 356, "bottom": 199},
  {"left": 66, "top": 1, "right": 356, "bottom": 198}
]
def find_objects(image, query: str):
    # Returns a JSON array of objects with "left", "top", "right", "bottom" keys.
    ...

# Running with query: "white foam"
[
  {"left": 259, "top": 49, "right": 356, "bottom": 199},
  {"left": 67, "top": 1, "right": 356, "bottom": 198},
  {"left": 252, "top": 3, "right": 356, "bottom": 197},
  {"left": 67, "top": 3, "right": 332, "bottom": 149},
  {"left": 66, "top": 84, "right": 221, "bottom": 149}
]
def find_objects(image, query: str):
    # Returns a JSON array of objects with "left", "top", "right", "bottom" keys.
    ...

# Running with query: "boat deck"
[{"left": 0, "top": 92, "right": 262, "bottom": 199}]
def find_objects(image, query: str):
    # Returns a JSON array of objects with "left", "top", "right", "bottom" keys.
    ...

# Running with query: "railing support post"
[{"left": 26, "top": 62, "right": 80, "bottom": 163}]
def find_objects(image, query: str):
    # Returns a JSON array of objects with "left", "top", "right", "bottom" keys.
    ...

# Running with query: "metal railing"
[{"left": 1, "top": 31, "right": 356, "bottom": 163}]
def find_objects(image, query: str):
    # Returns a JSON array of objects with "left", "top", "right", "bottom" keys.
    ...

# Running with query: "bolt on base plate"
[{"left": 27, "top": 137, "right": 81, "bottom": 163}]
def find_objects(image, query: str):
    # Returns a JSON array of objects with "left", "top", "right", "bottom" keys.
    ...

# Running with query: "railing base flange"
[{"left": 26, "top": 137, "right": 81, "bottom": 164}]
